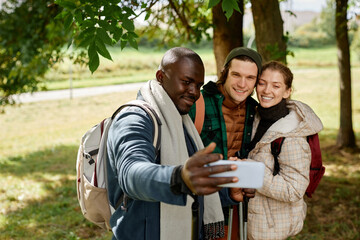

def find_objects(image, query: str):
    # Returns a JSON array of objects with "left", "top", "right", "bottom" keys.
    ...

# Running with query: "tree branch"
[{"left": 168, "top": 0, "right": 194, "bottom": 40}]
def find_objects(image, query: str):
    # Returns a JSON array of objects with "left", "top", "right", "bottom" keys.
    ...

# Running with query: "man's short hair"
[{"left": 159, "top": 47, "right": 204, "bottom": 72}]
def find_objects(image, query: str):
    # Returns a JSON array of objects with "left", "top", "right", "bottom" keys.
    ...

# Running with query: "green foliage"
[
  {"left": 140, "top": 0, "right": 213, "bottom": 48},
  {"left": 319, "top": 0, "right": 336, "bottom": 40},
  {"left": 288, "top": 0, "right": 336, "bottom": 48},
  {"left": 221, "top": 0, "right": 241, "bottom": 20},
  {"left": 139, "top": 0, "right": 243, "bottom": 49},
  {"left": 209, "top": 0, "right": 241, "bottom": 20},
  {"left": 0, "top": 0, "right": 70, "bottom": 108},
  {"left": 0, "top": 0, "right": 242, "bottom": 108},
  {"left": 208, "top": 0, "right": 221, "bottom": 8},
  {"left": 54, "top": 0, "right": 153, "bottom": 73},
  {"left": 289, "top": 24, "right": 334, "bottom": 48},
  {"left": 55, "top": 0, "right": 243, "bottom": 72}
]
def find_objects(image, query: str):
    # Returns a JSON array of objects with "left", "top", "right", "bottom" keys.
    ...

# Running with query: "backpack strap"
[
  {"left": 271, "top": 137, "right": 285, "bottom": 176},
  {"left": 109, "top": 100, "right": 162, "bottom": 211},
  {"left": 194, "top": 92, "right": 205, "bottom": 134},
  {"left": 112, "top": 100, "right": 162, "bottom": 154}
]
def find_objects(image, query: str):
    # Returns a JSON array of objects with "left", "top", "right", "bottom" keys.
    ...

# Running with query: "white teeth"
[
  {"left": 262, "top": 96, "right": 272, "bottom": 100},
  {"left": 235, "top": 90, "right": 245, "bottom": 93}
]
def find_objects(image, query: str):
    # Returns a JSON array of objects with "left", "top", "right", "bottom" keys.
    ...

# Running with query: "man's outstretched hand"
[{"left": 181, "top": 142, "right": 238, "bottom": 195}]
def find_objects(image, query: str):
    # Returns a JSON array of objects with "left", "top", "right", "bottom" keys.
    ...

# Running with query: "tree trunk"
[
  {"left": 335, "top": 0, "right": 356, "bottom": 148},
  {"left": 250, "top": 0, "right": 287, "bottom": 63},
  {"left": 212, "top": 0, "right": 244, "bottom": 77}
]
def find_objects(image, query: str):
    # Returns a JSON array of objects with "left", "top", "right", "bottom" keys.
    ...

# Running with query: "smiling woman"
[
  {"left": 256, "top": 61, "right": 292, "bottom": 109},
  {"left": 245, "top": 60, "right": 324, "bottom": 240}
]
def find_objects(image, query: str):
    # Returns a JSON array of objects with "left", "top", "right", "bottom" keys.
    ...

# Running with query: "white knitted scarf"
[{"left": 140, "top": 80, "right": 224, "bottom": 240}]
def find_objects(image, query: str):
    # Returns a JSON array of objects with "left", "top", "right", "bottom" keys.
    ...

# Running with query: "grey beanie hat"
[{"left": 223, "top": 47, "right": 262, "bottom": 75}]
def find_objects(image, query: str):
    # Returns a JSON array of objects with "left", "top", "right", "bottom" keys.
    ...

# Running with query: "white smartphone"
[{"left": 208, "top": 160, "right": 265, "bottom": 189}]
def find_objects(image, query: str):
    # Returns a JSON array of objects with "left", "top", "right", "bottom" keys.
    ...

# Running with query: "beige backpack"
[{"left": 76, "top": 100, "right": 161, "bottom": 230}]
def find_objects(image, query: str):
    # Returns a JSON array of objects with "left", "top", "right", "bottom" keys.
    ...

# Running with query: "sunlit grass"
[
  {"left": 0, "top": 91, "right": 137, "bottom": 158},
  {"left": 288, "top": 46, "right": 360, "bottom": 68},
  {"left": 0, "top": 91, "right": 137, "bottom": 239}
]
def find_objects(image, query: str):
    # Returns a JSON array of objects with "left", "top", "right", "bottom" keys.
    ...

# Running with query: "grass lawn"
[{"left": 1, "top": 47, "right": 360, "bottom": 239}]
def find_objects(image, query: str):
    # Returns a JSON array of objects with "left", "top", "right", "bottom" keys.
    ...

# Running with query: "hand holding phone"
[{"left": 208, "top": 160, "right": 265, "bottom": 188}]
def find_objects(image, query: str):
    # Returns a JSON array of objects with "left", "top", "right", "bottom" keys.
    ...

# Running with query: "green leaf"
[
  {"left": 109, "top": 5, "right": 122, "bottom": 19},
  {"left": 96, "top": 27, "right": 113, "bottom": 45},
  {"left": 63, "top": 12, "right": 73, "bottom": 30},
  {"left": 123, "top": 7, "right": 136, "bottom": 17},
  {"left": 78, "top": 27, "right": 96, "bottom": 39},
  {"left": 230, "top": 0, "right": 241, "bottom": 13},
  {"left": 84, "top": 5, "right": 95, "bottom": 19},
  {"left": 95, "top": 37, "right": 112, "bottom": 61},
  {"left": 128, "top": 37, "right": 138, "bottom": 50},
  {"left": 98, "top": 20, "right": 114, "bottom": 33},
  {"left": 113, "top": 26, "right": 123, "bottom": 41},
  {"left": 120, "top": 39, "right": 127, "bottom": 49},
  {"left": 121, "top": 32, "right": 128, "bottom": 41},
  {"left": 81, "top": 19, "right": 96, "bottom": 28},
  {"left": 122, "top": 18, "right": 135, "bottom": 32},
  {"left": 88, "top": 42, "right": 96, "bottom": 58},
  {"left": 54, "top": 10, "right": 67, "bottom": 20},
  {"left": 144, "top": 11, "right": 151, "bottom": 21},
  {"left": 74, "top": 9, "right": 83, "bottom": 24},
  {"left": 89, "top": 53, "right": 99, "bottom": 73},
  {"left": 88, "top": 43, "right": 99, "bottom": 73},
  {"left": 208, "top": 0, "right": 221, "bottom": 9},
  {"left": 78, "top": 35, "right": 94, "bottom": 48},
  {"left": 128, "top": 31, "right": 138, "bottom": 38},
  {"left": 58, "top": 0, "right": 77, "bottom": 9},
  {"left": 222, "top": 0, "right": 234, "bottom": 21}
]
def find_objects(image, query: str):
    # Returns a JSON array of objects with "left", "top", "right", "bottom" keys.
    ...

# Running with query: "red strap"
[
  {"left": 271, "top": 137, "right": 284, "bottom": 156},
  {"left": 271, "top": 137, "right": 285, "bottom": 176},
  {"left": 194, "top": 93, "right": 205, "bottom": 134}
]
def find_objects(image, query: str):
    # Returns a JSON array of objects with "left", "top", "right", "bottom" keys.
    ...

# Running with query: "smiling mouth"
[
  {"left": 261, "top": 96, "right": 273, "bottom": 100},
  {"left": 183, "top": 96, "right": 196, "bottom": 105},
  {"left": 235, "top": 89, "right": 246, "bottom": 93}
]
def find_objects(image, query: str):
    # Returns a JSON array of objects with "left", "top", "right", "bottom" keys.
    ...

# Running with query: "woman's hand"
[{"left": 230, "top": 188, "right": 256, "bottom": 202}]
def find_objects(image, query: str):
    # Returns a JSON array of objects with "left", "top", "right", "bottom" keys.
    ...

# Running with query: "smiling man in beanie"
[{"left": 189, "top": 47, "right": 262, "bottom": 240}]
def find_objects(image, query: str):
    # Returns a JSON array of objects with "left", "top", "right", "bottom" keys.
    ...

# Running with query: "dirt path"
[{"left": 14, "top": 76, "right": 217, "bottom": 103}]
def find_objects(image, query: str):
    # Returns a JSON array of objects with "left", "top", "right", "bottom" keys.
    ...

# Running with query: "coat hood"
[{"left": 253, "top": 100, "right": 323, "bottom": 143}]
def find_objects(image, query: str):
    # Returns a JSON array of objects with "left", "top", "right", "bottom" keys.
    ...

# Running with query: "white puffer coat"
[{"left": 247, "top": 100, "right": 323, "bottom": 240}]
